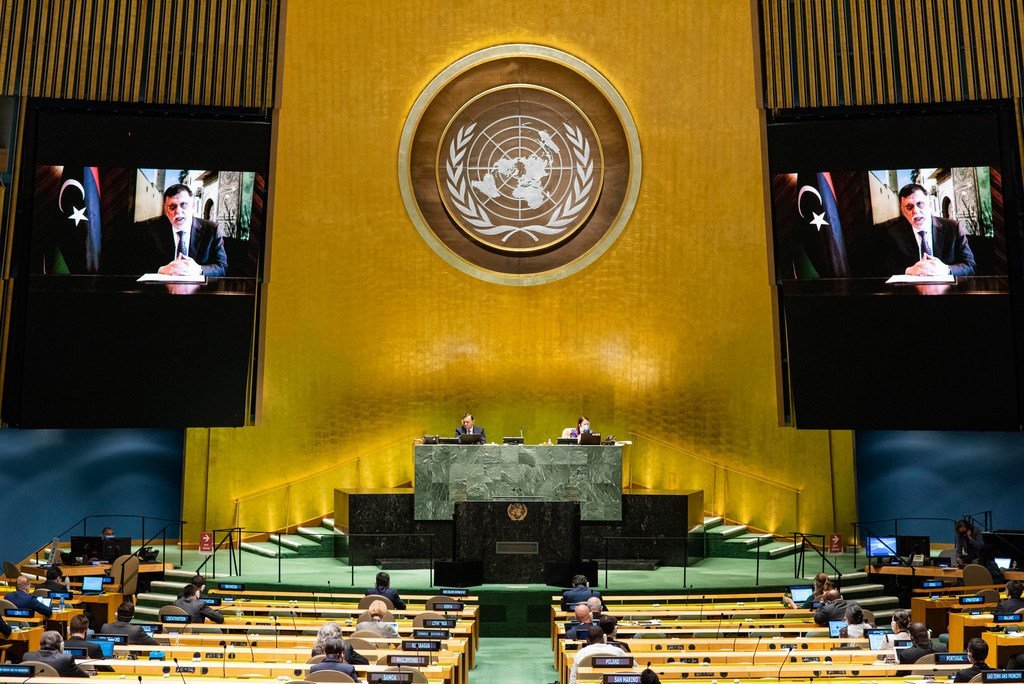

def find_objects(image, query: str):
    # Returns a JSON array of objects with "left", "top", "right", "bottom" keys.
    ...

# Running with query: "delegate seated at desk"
[
  {"left": 455, "top": 413, "right": 485, "bottom": 442},
  {"left": 563, "top": 416, "right": 595, "bottom": 441},
  {"left": 115, "top": 184, "right": 228, "bottom": 277},
  {"left": 5, "top": 576, "right": 53, "bottom": 618},
  {"left": 881, "top": 183, "right": 976, "bottom": 277}
]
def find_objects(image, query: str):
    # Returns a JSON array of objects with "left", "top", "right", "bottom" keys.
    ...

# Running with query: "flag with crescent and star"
[
  {"left": 793, "top": 172, "right": 850, "bottom": 278},
  {"left": 53, "top": 166, "right": 103, "bottom": 274}
]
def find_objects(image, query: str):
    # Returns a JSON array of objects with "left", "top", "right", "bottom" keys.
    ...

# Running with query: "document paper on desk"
[
  {"left": 137, "top": 273, "right": 207, "bottom": 283},
  {"left": 885, "top": 274, "right": 956, "bottom": 284}
]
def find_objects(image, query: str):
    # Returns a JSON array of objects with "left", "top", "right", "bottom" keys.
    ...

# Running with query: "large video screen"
[
  {"left": 766, "top": 103, "right": 1023, "bottom": 430},
  {"left": 2, "top": 103, "right": 272, "bottom": 428},
  {"left": 31, "top": 165, "right": 266, "bottom": 278},
  {"left": 771, "top": 166, "right": 1005, "bottom": 283}
]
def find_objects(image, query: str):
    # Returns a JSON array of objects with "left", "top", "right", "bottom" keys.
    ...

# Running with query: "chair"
[
  {"left": 344, "top": 637, "right": 376, "bottom": 651},
  {"left": 977, "top": 588, "right": 1000, "bottom": 604},
  {"left": 412, "top": 611, "right": 445, "bottom": 627},
  {"left": 637, "top": 631, "right": 667, "bottom": 639},
  {"left": 2, "top": 562, "right": 19, "bottom": 580},
  {"left": 0, "top": 643, "right": 11, "bottom": 663},
  {"left": 1015, "top": 607, "right": 1024, "bottom": 615},
  {"left": 32, "top": 588, "right": 50, "bottom": 598},
  {"left": 861, "top": 608, "right": 876, "bottom": 627},
  {"left": 306, "top": 655, "right": 326, "bottom": 665},
  {"left": 158, "top": 604, "right": 189, "bottom": 620},
  {"left": 21, "top": 661, "right": 59, "bottom": 677},
  {"left": 560, "top": 427, "right": 574, "bottom": 439},
  {"left": 574, "top": 654, "right": 596, "bottom": 668},
  {"left": 937, "top": 549, "right": 956, "bottom": 562},
  {"left": 424, "top": 595, "right": 459, "bottom": 611},
  {"left": 385, "top": 667, "right": 428, "bottom": 683},
  {"left": 915, "top": 654, "right": 937, "bottom": 664},
  {"left": 356, "top": 609, "right": 394, "bottom": 623},
  {"left": 350, "top": 629, "right": 383, "bottom": 638},
  {"left": 962, "top": 564, "right": 993, "bottom": 587},
  {"left": 110, "top": 554, "right": 141, "bottom": 595},
  {"left": 304, "top": 670, "right": 355, "bottom": 683},
  {"left": 269, "top": 609, "right": 298, "bottom": 618},
  {"left": 969, "top": 675, "right": 984, "bottom": 683},
  {"left": 0, "top": 599, "right": 16, "bottom": 611},
  {"left": 358, "top": 594, "right": 393, "bottom": 609}
]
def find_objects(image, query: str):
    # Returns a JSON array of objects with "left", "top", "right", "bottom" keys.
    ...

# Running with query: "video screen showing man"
[
  {"left": 880, "top": 183, "right": 975, "bottom": 277},
  {"left": 770, "top": 166, "right": 1002, "bottom": 282},
  {"left": 129, "top": 184, "right": 227, "bottom": 277},
  {"left": 30, "top": 165, "right": 266, "bottom": 278}
]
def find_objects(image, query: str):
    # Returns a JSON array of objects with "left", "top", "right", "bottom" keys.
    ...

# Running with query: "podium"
[{"left": 453, "top": 500, "right": 580, "bottom": 583}]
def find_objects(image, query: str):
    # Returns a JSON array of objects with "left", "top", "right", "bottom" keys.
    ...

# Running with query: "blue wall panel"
[
  {"left": 0, "top": 429, "right": 183, "bottom": 564},
  {"left": 856, "top": 431, "right": 1023, "bottom": 544}
]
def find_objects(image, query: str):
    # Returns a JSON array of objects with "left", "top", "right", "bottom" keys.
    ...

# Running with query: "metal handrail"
[
  {"left": 602, "top": 536, "right": 692, "bottom": 589},
  {"left": 790, "top": 532, "right": 843, "bottom": 589},
  {"left": 346, "top": 533, "right": 434, "bottom": 588},
  {"left": 34, "top": 514, "right": 186, "bottom": 566}
]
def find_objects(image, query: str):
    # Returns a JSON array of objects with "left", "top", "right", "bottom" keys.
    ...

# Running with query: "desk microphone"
[
  {"left": 242, "top": 630, "right": 255, "bottom": 662},
  {"left": 713, "top": 611, "right": 725, "bottom": 637},
  {"left": 777, "top": 646, "right": 795, "bottom": 679},
  {"left": 172, "top": 657, "right": 189, "bottom": 684},
  {"left": 220, "top": 641, "right": 227, "bottom": 677},
  {"left": 751, "top": 633, "right": 764, "bottom": 664},
  {"left": 312, "top": 594, "right": 320, "bottom": 619},
  {"left": 272, "top": 616, "right": 280, "bottom": 648},
  {"left": 731, "top": 622, "right": 743, "bottom": 652},
  {"left": 697, "top": 591, "right": 706, "bottom": 619},
  {"left": 290, "top": 611, "right": 297, "bottom": 632},
  {"left": 326, "top": 580, "right": 333, "bottom": 600}
]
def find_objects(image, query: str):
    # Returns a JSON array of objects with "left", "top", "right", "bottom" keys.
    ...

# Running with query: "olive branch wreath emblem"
[{"left": 444, "top": 122, "right": 595, "bottom": 242}]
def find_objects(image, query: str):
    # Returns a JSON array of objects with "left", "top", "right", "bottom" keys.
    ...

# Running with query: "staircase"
[
  {"left": 698, "top": 515, "right": 802, "bottom": 560},
  {"left": 239, "top": 517, "right": 347, "bottom": 560}
]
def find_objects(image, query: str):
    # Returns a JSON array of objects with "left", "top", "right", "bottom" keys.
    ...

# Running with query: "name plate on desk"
[
  {"left": 432, "top": 602, "right": 464, "bottom": 612},
  {"left": 422, "top": 619, "right": 456, "bottom": 628},
  {"left": 413, "top": 629, "right": 450, "bottom": 639},
  {"left": 984, "top": 672, "right": 1024, "bottom": 682},
  {"left": 603, "top": 675, "right": 642, "bottom": 684},
  {"left": 496, "top": 541, "right": 538, "bottom": 555},
  {"left": 996, "top": 614, "right": 1024, "bottom": 623},
  {"left": 0, "top": 666, "right": 32, "bottom": 677},
  {"left": 368, "top": 673, "right": 414, "bottom": 684},
  {"left": 960, "top": 595, "right": 985, "bottom": 604},
  {"left": 401, "top": 640, "right": 441, "bottom": 651},
  {"left": 441, "top": 588, "right": 468, "bottom": 596},
  {"left": 4, "top": 609, "right": 32, "bottom": 618},
  {"left": 387, "top": 655, "right": 429, "bottom": 667},
  {"left": 593, "top": 657, "right": 634, "bottom": 668}
]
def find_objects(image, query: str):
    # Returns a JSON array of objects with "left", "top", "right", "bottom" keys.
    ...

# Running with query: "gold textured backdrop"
[{"left": 181, "top": 0, "right": 857, "bottom": 539}]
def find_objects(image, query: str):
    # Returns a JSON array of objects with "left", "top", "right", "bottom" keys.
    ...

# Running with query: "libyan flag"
[
  {"left": 792, "top": 172, "right": 850, "bottom": 278},
  {"left": 51, "top": 166, "right": 102, "bottom": 274}
]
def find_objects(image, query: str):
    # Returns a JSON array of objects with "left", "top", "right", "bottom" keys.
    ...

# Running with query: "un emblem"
[
  {"left": 439, "top": 86, "right": 603, "bottom": 252},
  {"left": 507, "top": 503, "right": 528, "bottom": 522},
  {"left": 400, "top": 44, "right": 641, "bottom": 285}
]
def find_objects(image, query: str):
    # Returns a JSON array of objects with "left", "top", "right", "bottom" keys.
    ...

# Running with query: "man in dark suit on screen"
[
  {"left": 881, "top": 183, "right": 975, "bottom": 277},
  {"left": 123, "top": 183, "right": 228, "bottom": 277}
]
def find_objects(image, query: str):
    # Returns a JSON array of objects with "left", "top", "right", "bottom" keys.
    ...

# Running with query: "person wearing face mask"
[
  {"left": 880, "top": 183, "right": 975, "bottom": 277},
  {"left": 568, "top": 416, "right": 592, "bottom": 441}
]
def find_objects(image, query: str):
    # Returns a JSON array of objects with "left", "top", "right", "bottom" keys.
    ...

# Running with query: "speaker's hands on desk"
[{"left": 158, "top": 255, "right": 203, "bottom": 276}]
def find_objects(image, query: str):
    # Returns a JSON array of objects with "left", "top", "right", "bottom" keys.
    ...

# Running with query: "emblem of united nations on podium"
[
  {"left": 400, "top": 44, "right": 641, "bottom": 285},
  {"left": 438, "top": 86, "right": 603, "bottom": 252},
  {"left": 507, "top": 503, "right": 528, "bottom": 522}
]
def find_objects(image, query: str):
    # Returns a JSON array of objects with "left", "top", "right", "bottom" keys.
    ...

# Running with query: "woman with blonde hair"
[{"left": 355, "top": 600, "right": 399, "bottom": 638}]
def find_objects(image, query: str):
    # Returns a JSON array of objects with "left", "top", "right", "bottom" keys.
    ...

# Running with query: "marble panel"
[{"left": 414, "top": 444, "right": 622, "bottom": 521}]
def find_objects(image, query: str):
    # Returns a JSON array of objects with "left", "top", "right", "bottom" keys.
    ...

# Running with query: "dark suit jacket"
[
  {"left": 64, "top": 636, "right": 114, "bottom": 672},
  {"left": 0, "top": 615, "right": 9, "bottom": 638},
  {"left": 121, "top": 216, "right": 228, "bottom": 276},
  {"left": 364, "top": 586, "right": 406, "bottom": 610},
  {"left": 813, "top": 599, "right": 851, "bottom": 626},
  {"left": 896, "top": 644, "right": 936, "bottom": 675},
  {"left": 454, "top": 425, "right": 486, "bottom": 442},
  {"left": 882, "top": 215, "right": 976, "bottom": 276},
  {"left": 20, "top": 648, "right": 89, "bottom": 677},
  {"left": 39, "top": 579, "right": 70, "bottom": 596},
  {"left": 100, "top": 617, "right": 159, "bottom": 645},
  {"left": 173, "top": 596, "right": 225, "bottom": 623},
  {"left": 562, "top": 585, "right": 606, "bottom": 611},
  {"left": 995, "top": 597, "right": 1024, "bottom": 615},
  {"left": 4, "top": 589, "right": 53, "bottom": 617},
  {"left": 953, "top": 662, "right": 992, "bottom": 682},
  {"left": 309, "top": 657, "right": 360, "bottom": 680}
]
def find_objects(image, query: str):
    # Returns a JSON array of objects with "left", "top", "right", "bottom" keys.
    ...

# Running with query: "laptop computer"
[
  {"left": 789, "top": 585, "right": 814, "bottom": 605},
  {"left": 556, "top": 438, "right": 576, "bottom": 445},
  {"left": 996, "top": 557, "right": 1013, "bottom": 570},
  {"left": 865, "top": 627, "right": 893, "bottom": 651},
  {"left": 87, "top": 640, "right": 116, "bottom": 658},
  {"left": 828, "top": 620, "right": 848, "bottom": 637},
  {"left": 578, "top": 432, "right": 601, "bottom": 445},
  {"left": 458, "top": 433, "right": 483, "bottom": 444},
  {"left": 81, "top": 576, "right": 104, "bottom": 594}
]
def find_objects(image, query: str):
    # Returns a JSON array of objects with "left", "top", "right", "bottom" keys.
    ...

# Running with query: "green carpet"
[{"left": 470, "top": 638, "right": 554, "bottom": 683}]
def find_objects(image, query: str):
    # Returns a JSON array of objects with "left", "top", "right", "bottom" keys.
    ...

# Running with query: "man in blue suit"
[
  {"left": 364, "top": 571, "right": 406, "bottom": 610},
  {"left": 454, "top": 413, "right": 486, "bottom": 442},
  {"left": 5, "top": 576, "right": 53, "bottom": 618},
  {"left": 562, "top": 574, "right": 605, "bottom": 611}
]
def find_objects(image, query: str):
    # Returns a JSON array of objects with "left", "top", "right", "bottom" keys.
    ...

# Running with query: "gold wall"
[{"left": 182, "top": 0, "right": 857, "bottom": 539}]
